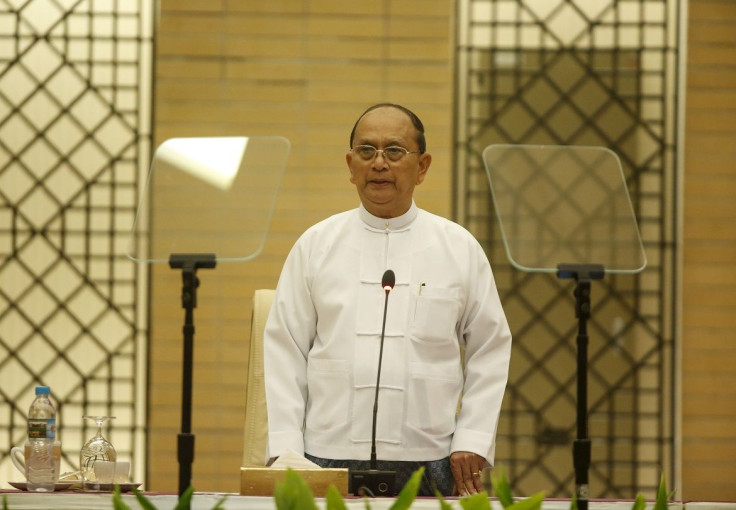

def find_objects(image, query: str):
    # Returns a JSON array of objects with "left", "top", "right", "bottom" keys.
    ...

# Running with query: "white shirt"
[{"left": 264, "top": 202, "right": 512, "bottom": 463}]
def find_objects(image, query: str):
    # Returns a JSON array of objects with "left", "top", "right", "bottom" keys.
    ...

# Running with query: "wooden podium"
[{"left": 239, "top": 467, "right": 349, "bottom": 497}]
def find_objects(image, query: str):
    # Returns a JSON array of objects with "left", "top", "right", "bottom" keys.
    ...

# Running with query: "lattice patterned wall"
[
  {"left": 455, "top": 0, "right": 678, "bottom": 497},
  {"left": 0, "top": 0, "right": 152, "bottom": 486}
]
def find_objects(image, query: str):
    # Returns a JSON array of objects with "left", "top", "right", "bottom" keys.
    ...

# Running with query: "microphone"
[
  {"left": 381, "top": 268, "right": 396, "bottom": 290},
  {"left": 350, "top": 269, "right": 398, "bottom": 497}
]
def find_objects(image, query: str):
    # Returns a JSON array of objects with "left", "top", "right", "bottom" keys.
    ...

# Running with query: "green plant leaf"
[
  {"left": 390, "top": 467, "right": 424, "bottom": 510},
  {"left": 211, "top": 494, "right": 229, "bottom": 509},
  {"left": 325, "top": 484, "right": 348, "bottom": 510},
  {"left": 631, "top": 493, "right": 647, "bottom": 510},
  {"left": 433, "top": 488, "right": 455, "bottom": 510},
  {"left": 491, "top": 466, "right": 514, "bottom": 508},
  {"left": 505, "top": 491, "right": 545, "bottom": 510},
  {"left": 654, "top": 473, "right": 669, "bottom": 510},
  {"left": 131, "top": 487, "right": 157, "bottom": 510},
  {"left": 3, "top": 494, "right": 9, "bottom": 510},
  {"left": 273, "top": 478, "right": 288, "bottom": 509},
  {"left": 459, "top": 491, "right": 491, "bottom": 510},
  {"left": 173, "top": 486, "right": 195, "bottom": 510},
  {"left": 569, "top": 492, "right": 577, "bottom": 510},
  {"left": 112, "top": 485, "right": 131, "bottom": 510},
  {"left": 274, "top": 468, "right": 318, "bottom": 510}
]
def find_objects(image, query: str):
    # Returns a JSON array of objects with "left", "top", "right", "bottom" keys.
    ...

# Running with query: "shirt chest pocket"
[{"left": 409, "top": 286, "right": 460, "bottom": 345}]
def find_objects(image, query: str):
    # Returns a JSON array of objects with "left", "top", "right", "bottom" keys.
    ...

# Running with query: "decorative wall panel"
[
  {"left": 0, "top": 0, "right": 153, "bottom": 485},
  {"left": 455, "top": 0, "right": 678, "bottom": 497}
]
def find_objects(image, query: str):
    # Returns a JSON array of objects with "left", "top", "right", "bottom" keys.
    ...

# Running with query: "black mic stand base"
[{"left": 350, "top": 469, "right": 397, "bottom": 497}]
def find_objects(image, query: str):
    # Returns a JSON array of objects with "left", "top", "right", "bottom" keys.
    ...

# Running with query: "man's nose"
[{"left": 372, "top": 151, "right": 389, "bottom": 169}]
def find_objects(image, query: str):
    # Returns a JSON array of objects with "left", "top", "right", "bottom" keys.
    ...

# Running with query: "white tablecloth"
[{"left": 0, "top": 491, "right": 700, "bottom": 510}]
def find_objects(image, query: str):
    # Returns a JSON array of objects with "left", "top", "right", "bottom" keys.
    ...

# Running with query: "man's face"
[{"left": 346, "top": 107, "right": 431, "bottom": 219}]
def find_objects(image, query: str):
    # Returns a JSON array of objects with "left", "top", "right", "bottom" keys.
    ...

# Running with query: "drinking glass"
[{"left": 80, "top": 416, "right": 117, "bottom": 487}]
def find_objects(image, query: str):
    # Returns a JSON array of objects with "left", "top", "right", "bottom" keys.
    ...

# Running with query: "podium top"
[
  {"left": 483, "top": 144, "right": 646, "bottom": 274},
  {"left": 126, "top": 136, "right": 289, "bottom": 264}
]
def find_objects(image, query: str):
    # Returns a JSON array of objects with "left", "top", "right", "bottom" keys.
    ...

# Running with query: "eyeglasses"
[{"left": 350, "top": 145, "right": 422, "bottom": 162}]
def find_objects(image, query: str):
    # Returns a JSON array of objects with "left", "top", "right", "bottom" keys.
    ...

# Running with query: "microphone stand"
[
  {"left": 557, "top": 263, "right": 604, "bottom": 510},
  {"left": 370, "top": 282, "right": 391, "bottom": 469},
  {"left": 169, "top": 253, "right": 216, "bottom": 506},
  {"left": 350, "top": 272, "right": 397, "bottom": 497}
]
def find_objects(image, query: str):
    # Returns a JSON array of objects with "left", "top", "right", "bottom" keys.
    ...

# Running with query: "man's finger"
[
  {"left": 462, "top": 466, "right": 479, "bottom": 495},
  {"left": 471, "top": 466, "right": 484, "bottom": 492},
  {"left": 450, "top": 455, "right": 467, "bottom": 495}
]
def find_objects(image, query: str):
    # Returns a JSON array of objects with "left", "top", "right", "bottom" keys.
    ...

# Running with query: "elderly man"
[{"left": 264, "top": 103, "right": 512, "bottom": 496}]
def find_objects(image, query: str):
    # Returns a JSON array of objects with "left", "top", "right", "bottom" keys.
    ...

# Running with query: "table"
[{"left": 3, "top": 491, "right": 728, "bottom": 510}]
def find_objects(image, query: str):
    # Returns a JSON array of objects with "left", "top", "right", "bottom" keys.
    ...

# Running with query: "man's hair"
[{"left": 349, "top": 103, "right": 426, "bottom": 153}]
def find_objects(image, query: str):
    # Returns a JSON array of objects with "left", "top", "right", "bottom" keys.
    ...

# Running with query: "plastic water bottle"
[{"left": 27, "top": 386, "right": 56, "bottom": 492}]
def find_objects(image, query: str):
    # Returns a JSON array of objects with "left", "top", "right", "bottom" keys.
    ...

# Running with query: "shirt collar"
[{"left": 359, "top": 201, "right": 418, "bottom": 231}]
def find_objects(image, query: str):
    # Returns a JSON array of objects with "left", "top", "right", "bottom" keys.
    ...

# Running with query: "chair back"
[{"left": 242, "top": 289, "right": 275, "bottom": 466}]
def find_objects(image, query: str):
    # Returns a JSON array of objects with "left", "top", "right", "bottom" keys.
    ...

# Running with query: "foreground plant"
[
  {"left": 488, "top": 466, "right": 545, "bottom": 510},
  {"left": 489, "top": 466, "right": 669, "bottom": 510},
  {"left": 1, "top": 465, "right": 671, "bottom": 510},
  {"left": 112, "top": 484, "right": 226, "bottom": 510}
]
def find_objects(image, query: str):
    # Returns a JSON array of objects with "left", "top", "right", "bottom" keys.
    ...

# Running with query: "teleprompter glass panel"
[
  {"left": 483, "top": 144, "right": 646, "bottom": 274},
  {"left": 127, "top": 136, "right": 290, "bottom": 264}
]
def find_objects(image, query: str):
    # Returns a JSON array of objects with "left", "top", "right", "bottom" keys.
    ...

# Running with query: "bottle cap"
[{"left": 35, "top": 386, "right": 50, "bottom": 395}]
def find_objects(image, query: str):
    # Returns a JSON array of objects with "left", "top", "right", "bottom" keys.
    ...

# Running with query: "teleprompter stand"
[
  {"left": 169, "top": 253, "right": 217, "bottom": 498},
  {"left": 482, "top": 144, "right": 647, "bottom": 505},
  {"left": 127, "top": 137, "right": 290, "bottom": 510},
  {"left": 557, "top": 263, "right": 604, "bottom": 510}
]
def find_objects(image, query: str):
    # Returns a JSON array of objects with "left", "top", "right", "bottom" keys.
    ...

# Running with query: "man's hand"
[{"left": 450, "top": 451, "right": 488, "bottom": 496}]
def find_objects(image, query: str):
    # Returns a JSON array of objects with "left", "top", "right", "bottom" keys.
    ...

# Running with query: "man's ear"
[
  {"left": 416, "top": 153, "right": 432, "bottom": 185},
  {"left": 346, "top": 152, "right": 356, "bottom": 184}
]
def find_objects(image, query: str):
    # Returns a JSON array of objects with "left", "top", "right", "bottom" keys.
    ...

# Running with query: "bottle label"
[{"left": 28, "top": 419, "right": 56, "bottom": 440}]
